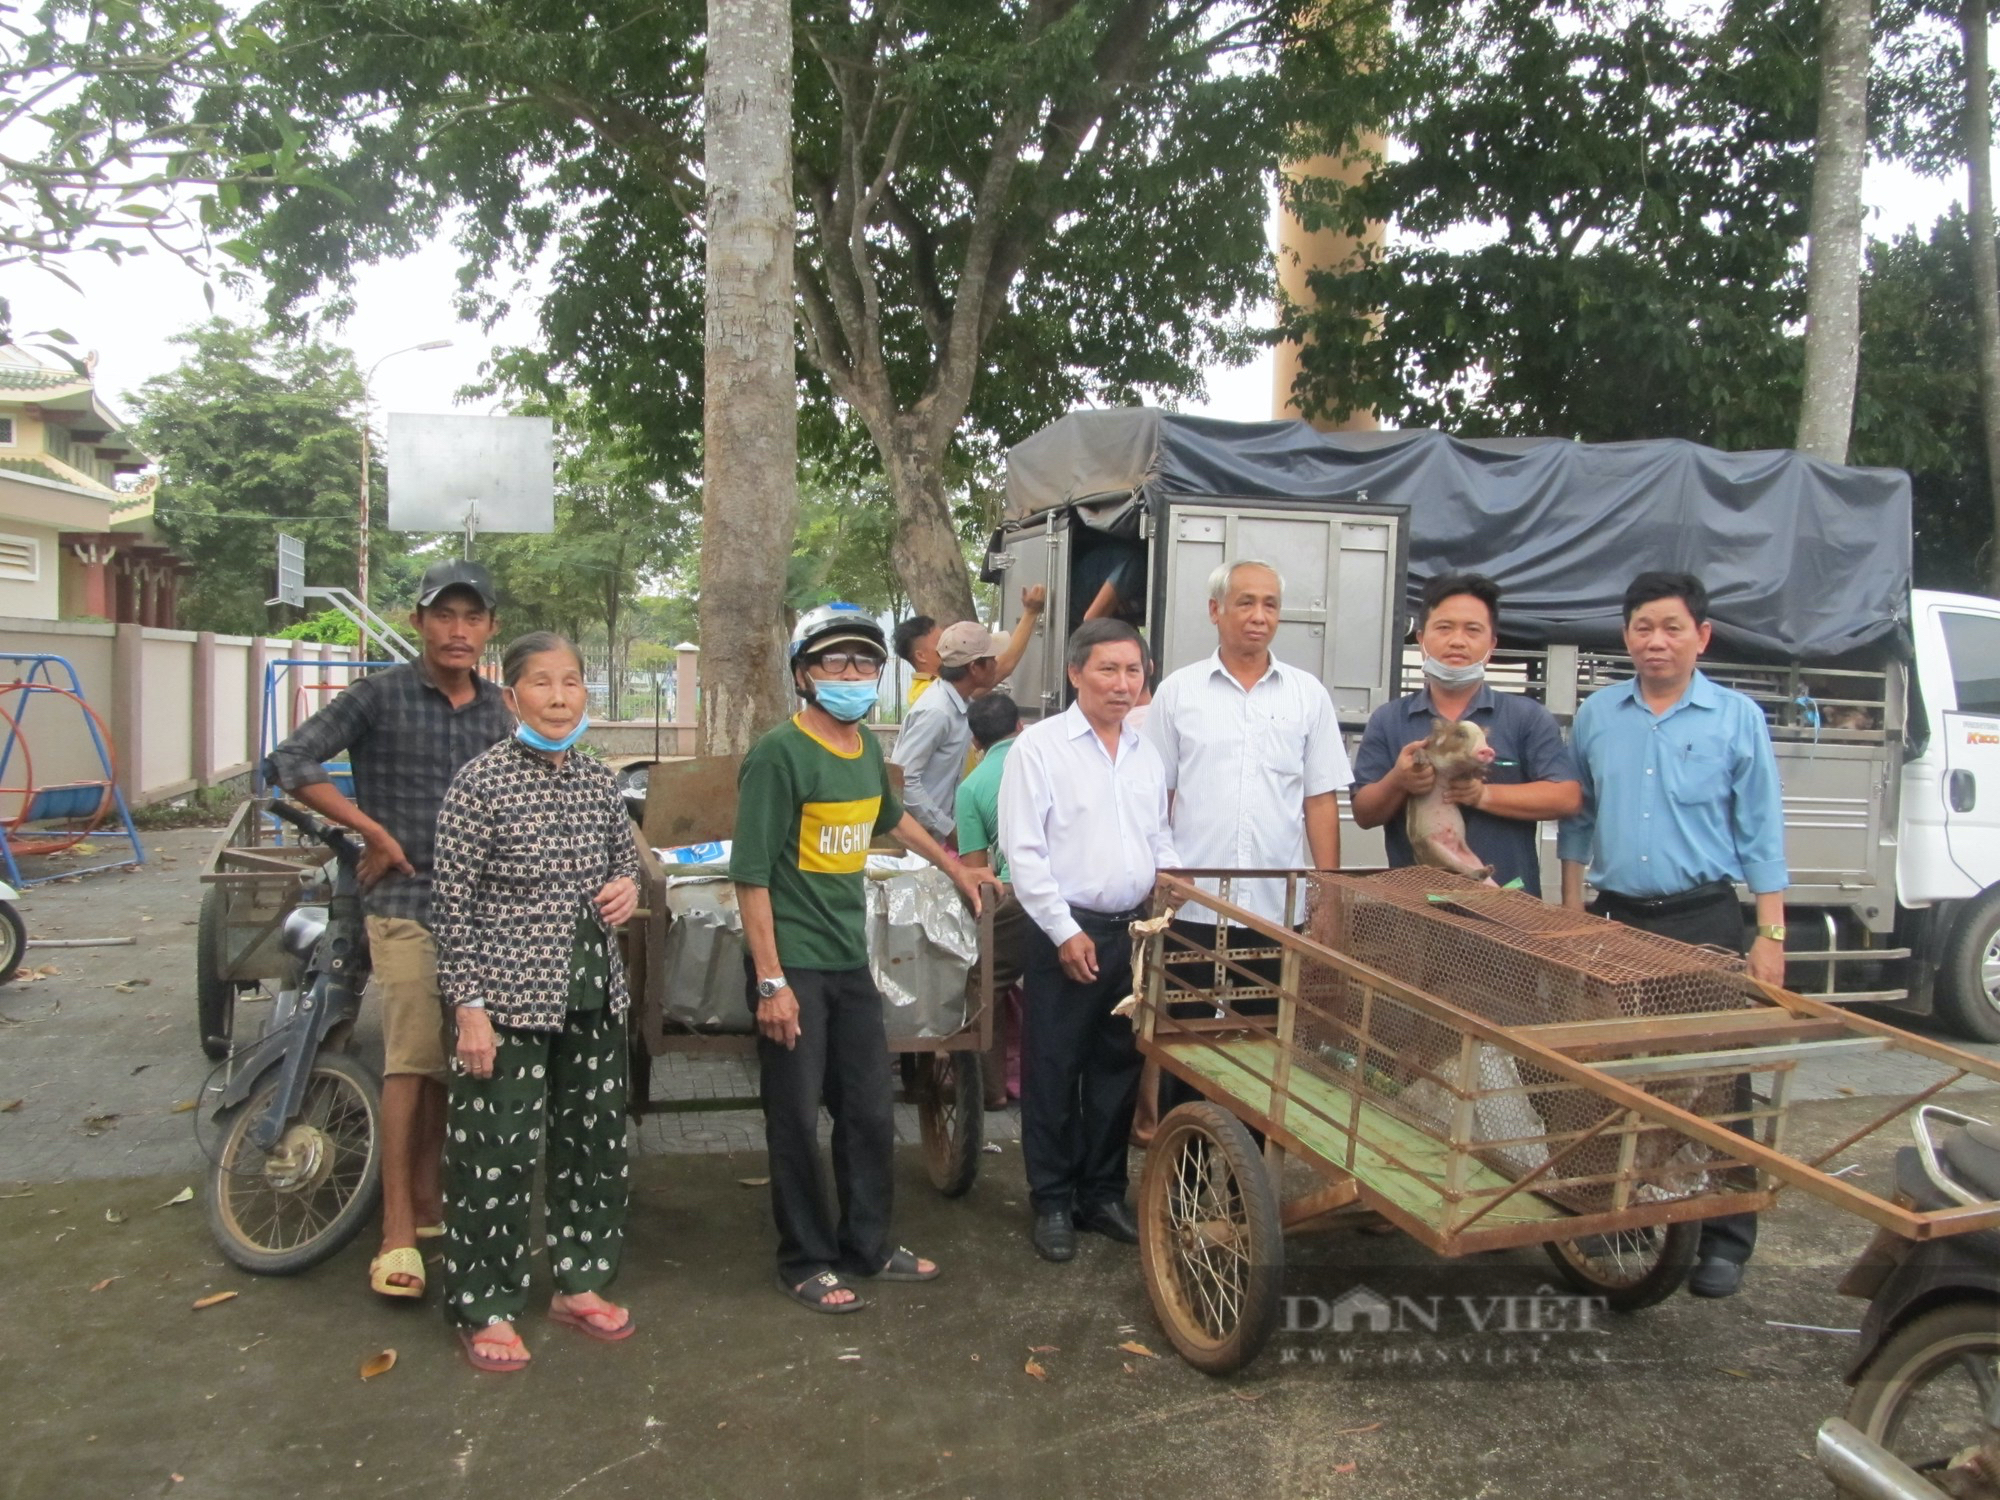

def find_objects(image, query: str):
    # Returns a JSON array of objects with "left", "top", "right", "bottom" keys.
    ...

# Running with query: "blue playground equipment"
[
  {"left": 0, "top": 652, "right": 145, "bottom": 886},
  {"left": 254, "top": 659, "right": 398, "bottom": 832}
]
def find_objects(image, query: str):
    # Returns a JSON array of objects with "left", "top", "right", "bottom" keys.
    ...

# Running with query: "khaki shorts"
[{"left": 364, "top": 916, "right": 449, "bottom": 1079}]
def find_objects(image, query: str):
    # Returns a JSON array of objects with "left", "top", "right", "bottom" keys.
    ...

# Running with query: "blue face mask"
[
  {"left": 515, "top": 715, "right": 590, "bottom": 753},
  {"left": 810, "top": 679, "right": 879, "bottom": 723}
]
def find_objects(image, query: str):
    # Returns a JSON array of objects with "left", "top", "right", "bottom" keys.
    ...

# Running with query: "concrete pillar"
[
  {"left": 1272, "top": 143, "right": 1386, "bottom": 431},
  {"left": 673, "top": 643, "right": 700, "bottom": 727},
  {"left": 111, "top": 623, "right": 143, "bottom": 803},
  {"left": 247, "top": 637, "right": 270, "bottom": 778},
  {"left": 193, "top": 631, "right": 218, "bottom": 786}
]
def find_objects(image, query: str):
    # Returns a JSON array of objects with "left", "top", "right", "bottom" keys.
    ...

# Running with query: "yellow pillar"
[{"left": 1272, "top": 142, "right": 1385, "bottom": 430}]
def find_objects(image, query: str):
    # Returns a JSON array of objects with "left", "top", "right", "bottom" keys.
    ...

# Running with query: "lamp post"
[{"left": 357, "top": 339, "right": 453, "bottom": 628}]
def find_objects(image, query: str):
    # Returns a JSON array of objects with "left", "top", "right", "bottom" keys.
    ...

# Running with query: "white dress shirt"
[
  {"left": 998, "top": 702, "right": 1179, "bottom": 947},
  {"left": 1143, "top": 650, "right": 1353, "bottom": 924},
  {"left": 888, "top": 677, "right": 971, "bottom": 839}
]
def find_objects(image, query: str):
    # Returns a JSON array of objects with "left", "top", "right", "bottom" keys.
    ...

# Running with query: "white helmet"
[{"left": 789, "top": 602, "right": 886, "bottom": 664}]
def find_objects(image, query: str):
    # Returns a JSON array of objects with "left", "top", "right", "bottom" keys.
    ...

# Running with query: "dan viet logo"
[{"left": 1277, "top": 1282, "right": 1614, "bottom": 1370}]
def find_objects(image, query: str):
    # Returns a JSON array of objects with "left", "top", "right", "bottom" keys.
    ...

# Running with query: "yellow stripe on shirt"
[{"left": 797, "top": 796, "right": 882, "bottom": 874}]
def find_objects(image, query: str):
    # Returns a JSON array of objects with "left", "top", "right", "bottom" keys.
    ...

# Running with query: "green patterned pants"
[{"left": 440, "top": 1002, "right": 629, "bottom": 1329}]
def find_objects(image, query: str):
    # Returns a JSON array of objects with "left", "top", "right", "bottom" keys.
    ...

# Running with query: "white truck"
[{"left": 990, "top": 410, "right": 2000, "bottom": 1041}]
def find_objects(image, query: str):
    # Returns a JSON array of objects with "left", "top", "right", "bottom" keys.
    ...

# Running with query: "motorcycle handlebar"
[{"left": 264, "top": 798, "right": 364, "bottom": 864}]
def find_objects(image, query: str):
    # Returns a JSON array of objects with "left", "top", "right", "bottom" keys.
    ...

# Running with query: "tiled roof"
[
  {"left": 0, "top": 365, "right": 84, "bottom": 392},
  {"left": 0, "top": 454, "right": 76, "bottom": 482}
]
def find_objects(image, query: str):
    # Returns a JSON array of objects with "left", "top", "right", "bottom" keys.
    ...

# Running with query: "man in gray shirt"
[{"left": 889, "top": 621, "right": 1002, "bottom": 842}]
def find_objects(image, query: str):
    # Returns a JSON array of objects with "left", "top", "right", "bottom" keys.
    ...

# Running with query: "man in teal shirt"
[{"left": 957, "top": 693, "right": 1027, "bottom": 1109}]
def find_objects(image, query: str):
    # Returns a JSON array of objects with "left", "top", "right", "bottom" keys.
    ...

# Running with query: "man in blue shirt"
[
  {"left": 1352, "top": 572, "right": 1579, "bottom": 895},
  {"left": 1558, "top": 570, "right": 1790, "bottom": 1300}
]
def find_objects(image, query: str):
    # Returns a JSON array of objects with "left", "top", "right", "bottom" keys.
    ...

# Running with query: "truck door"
[
  {"left": 1939, "top": 603, "right": 2000, "bottom": 889},
  {"left": 991, "top": 511, "right": 1069, "bottom": 721},
  {"left": 1154, "top": 499, "right": 1408, "bottom": 724}
]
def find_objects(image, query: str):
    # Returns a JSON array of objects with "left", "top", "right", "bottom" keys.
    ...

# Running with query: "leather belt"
[{"left": 1592, "top": 878, "right": 1737, "bottom": 917}]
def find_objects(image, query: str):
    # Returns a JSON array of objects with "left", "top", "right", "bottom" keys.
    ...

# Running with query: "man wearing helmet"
[{"left": 730, "top": 603, "right": 992, "bottom": 1314}]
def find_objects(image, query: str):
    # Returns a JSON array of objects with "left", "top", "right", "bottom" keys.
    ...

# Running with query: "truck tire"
[{"left": 1936, "top": 885, "right": 2000, "bottom": 1044}]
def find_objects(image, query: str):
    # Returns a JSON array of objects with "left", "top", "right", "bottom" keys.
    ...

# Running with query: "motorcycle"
[
  {"left": 0, "top": 878, "right": 23, "bottom": 984},
  {"left": 1821, "top": 1104, "right": 2000, "bottom": 1498},
  {"left": 200, "top": 797, "right": 384, "bottom": 1274}
]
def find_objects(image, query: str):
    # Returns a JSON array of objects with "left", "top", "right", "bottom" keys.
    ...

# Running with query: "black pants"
[
  {"left": 1021, "top": 911, "right": 1143, "bottom": 1217},
  {"left": 749, "top": 964, "right": 895, "bottom": 1285},
  {"left": 1589, "top": 887, "right": 1758, "bottom": 1267},
  {"left": 1156, "top": 917, "right": 1286, "bottom": 1119}
]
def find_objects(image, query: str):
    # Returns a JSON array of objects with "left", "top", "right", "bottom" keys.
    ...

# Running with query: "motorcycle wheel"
[
  {"left": 0, "top": 900, "right": 23, "bottom": 985},
  {"left": 1843, "top": 1300, "right": 2000, "bottom": 1483},
  {"left": 205, "top": 1051, "right": 383, "bottom": 1275}
]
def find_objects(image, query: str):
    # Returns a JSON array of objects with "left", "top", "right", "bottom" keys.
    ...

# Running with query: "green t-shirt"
[
  {"left": 952, "top": 736, "right": 1014, "bottom": 883},
  {"left": 729, "top": 715, "right": 903, "bottom": 971}
]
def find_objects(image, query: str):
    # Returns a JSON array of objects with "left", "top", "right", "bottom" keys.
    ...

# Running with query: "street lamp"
[{"left": 357, "top": 339, "right": 453, "bottom": 624}]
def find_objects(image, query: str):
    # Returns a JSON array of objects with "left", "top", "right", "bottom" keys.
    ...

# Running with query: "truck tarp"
[{"left": 1004, "top": 410, "right": 1913, "bottom": 662}]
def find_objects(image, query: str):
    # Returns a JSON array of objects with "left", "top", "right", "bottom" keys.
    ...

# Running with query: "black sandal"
[
  {"left": 776, "top": 1269, "right": 869, "bottom": 1314},
  {"left": 864, "top": 1245, "right": 941, "bottom": 1282}
]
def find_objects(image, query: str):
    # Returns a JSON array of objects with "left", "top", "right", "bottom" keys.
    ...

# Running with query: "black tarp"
[{"left": 1004, "top": 410, "right": 1913, "bottom": 662}]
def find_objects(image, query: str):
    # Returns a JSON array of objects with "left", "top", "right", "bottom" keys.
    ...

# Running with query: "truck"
[{"left": 987, "top": 409, "right": 2000, "bottom": 1042}]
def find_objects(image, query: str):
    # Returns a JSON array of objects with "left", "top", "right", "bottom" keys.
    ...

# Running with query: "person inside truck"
[
  {"left": 1069, "top": 532, "right": 1147, "bottom": 632},
  {"left": 1350, "top": 572, "right": 1580, "bottom": 895},
  {"left": 890, "top": 588, "right": 1049, "bottom": 707},
  {"left": 1557, "top": 569, "right": 1790, "bottom": 1301}
]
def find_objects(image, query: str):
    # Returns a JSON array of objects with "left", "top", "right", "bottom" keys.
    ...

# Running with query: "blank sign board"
[
  {"left": 272, "top": 532, "right": 305, "bottom": 608},
  {"left": 385, "top": 414, "right": 556, "bottom": 534}
]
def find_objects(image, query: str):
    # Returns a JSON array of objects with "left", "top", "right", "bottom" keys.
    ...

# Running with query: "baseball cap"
[
  {"left": 936, "top": 621, "right": 1000, "bottom": 668},
  {"left": 416, "top": 558, "right": 499, "bottom": 611}
]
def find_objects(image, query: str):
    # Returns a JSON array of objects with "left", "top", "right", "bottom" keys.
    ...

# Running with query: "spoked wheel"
[
  {"left": 196, "top": 884, "right": 245, "bottom": 1060},
  {"left": 1544, "top": 1219, "right": 1699, "bottom": 1311},
  {"left": 918, "top": 1050, "right": 983, "bottom": 1197},
  {"left": 0, "top": 899, "right": 23, "bottom": 984},
  {"left": 205, "top": 1051, "right": 383, "bottom": 1274},
  {"left": 1138, "top": 1101, "right": 1284, "bottom": 1375},
  {"left": 1843, "top": 1302, "right": 2000, "bottom": 1487}
]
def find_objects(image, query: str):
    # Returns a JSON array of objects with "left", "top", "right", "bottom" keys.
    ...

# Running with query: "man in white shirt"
[
  {"left": 998, "top": 619, "right": 1178, "bottom": 1263},
  {"left": 1140, "top": 559, "right": 1351, "bottom": 1130}
]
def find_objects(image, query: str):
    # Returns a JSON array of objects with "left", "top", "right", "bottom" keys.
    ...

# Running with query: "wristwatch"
[
  {"left": 756, "top": 975, "right": 790, "bottom": 1000},
  {"left": 1755, "top": 924, "right": 1787, "bottom": 943}
]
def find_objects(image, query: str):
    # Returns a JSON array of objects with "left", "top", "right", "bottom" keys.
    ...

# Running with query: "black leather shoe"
[
  {"left": 1032, "top": 1211, "right": 1077, "bottom": 1263},
  {"left": 1075, "top": 1199, "right": 1140, "bottom": 1244},
  {"left": 1688, "top": 1257, "right": 1744, "bottom": 1298}
]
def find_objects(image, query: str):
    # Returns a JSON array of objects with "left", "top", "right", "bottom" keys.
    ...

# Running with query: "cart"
[
  {"left": 195, "top": 795, "right": 335, "bottom": 1060},
  {"left": 1130, "top": 867, "right": 2000, "bottom": 1374},
  {"left": 621, "top": 755, "right": 998, "bottom": 1197}
]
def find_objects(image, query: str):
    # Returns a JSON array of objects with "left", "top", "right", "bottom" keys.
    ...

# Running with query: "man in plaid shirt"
[{"left": 268, "top": 559, "right": 510, "bottom": 1300}]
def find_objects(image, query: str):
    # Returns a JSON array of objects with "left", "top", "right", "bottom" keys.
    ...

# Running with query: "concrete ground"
[{"left": 3, "top": 829, "right": 1997, "bottom": 1500}]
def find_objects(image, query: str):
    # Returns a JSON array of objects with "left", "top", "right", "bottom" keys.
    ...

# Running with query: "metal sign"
[
  {"left": 270, "top": 532, "right": 305, "bottom": 609},
  {"left": 384, "top": 414, "right": 556, "bottom": 538}
]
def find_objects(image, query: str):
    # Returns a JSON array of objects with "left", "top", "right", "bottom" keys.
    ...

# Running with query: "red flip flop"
[
  {"left": 457, "top": 1326, "right": 529, "bottom": 1373},
  {"left": 548, "top": 1300, "right": 635, "bottom": 1342}
]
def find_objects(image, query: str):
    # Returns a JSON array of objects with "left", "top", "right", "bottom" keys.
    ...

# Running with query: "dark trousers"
[
  {"left": 749, "top": 965, "right": 896, "bottom": 1285},
  {"left": 1589, "top": 887, "right": 1758, "bottom": 1266},
  {"left": 1155, "top": 917, "right": 1285, "bottom": 1119},
  {"left": 1021, "top": 911, "right": 1143, "bottom": 1216}
]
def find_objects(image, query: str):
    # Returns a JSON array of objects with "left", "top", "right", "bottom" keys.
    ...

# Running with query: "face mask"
[
  {"left": 1421, "top": 653, "right": 1487, "bottom": 688},
  {"left": 515, "top": 715, "right": 590, "bottom": 753},
  {"left": 810, "top": 679, "right": 880, "bottom": 723}
]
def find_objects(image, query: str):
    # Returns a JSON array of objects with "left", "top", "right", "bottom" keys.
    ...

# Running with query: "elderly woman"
[{"left": 431, "top": 631, "right": 641, "bottom": 1372}]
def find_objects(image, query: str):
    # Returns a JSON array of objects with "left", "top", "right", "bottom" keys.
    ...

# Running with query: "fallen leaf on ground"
[
  {"left": 1334, "top": 1421, "right": 1381, "bottom": 1435},
  {"left": 170, "top": 1099, "right": 198, "bottom": 1114},
  {"left": 1023, "top": 1358, "right": 1048, "bottom": 1381},
  {"left": 1028, "top": 1344, "right": 1059, "bottom": 1353},
  {"left": 969, "top": 1354, "right": 979, "bottom": 1362},
  {"left": 1233, "top": 1390, "right": 1264, "bottom": 1403},
  {"left": 81, "top": 1114, "right": 120, "bottom": 1135},
  {"left": 1122, "top": 1362, "right": 1136, "bottom": 1375},
  {"left": 1720, "top": 1367, "right": 1751, "bottom": 1379},
  {"left": 0, "top": 1189, "right": 32, "bottom": 1200},
  {"left": 104, "top": 1208, "right": 126, "bottom": 1224},
  {"left": 89, "top": 1276, "right": 120, "bottom": 1292},
  {"left": 1332, "top": 1461, "right": 1356, "bottom": 1475},
  {"left": 1, "top": 1099, "right": 21, "bottom": 1112},
  {"left": 1836, "top": 1085, "right": 1858, "bottom": 1096},
  {"left": 155, "top": 1187, "right": 194, "bottom": 1208},
  {"left": 359, "top": 1350, "right": 396, "bottom": 1380},
  {"left": 736, "top": 1177, "right": 770, "bottom": 1188},
  {"left": 1118, "top": 1341, "right": 1159, "bottom": 1358},
  {"left": 34, "top": 964, "right": 59, "bottom": 976},
  {"left": 192, "top": 1291, "right": 238, "bottom": 1310},
  {"left": 836, "top": 1354, "right": 861, "bottom": 1363}
]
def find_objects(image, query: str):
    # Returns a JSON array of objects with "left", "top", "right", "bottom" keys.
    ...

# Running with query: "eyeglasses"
[{"left": 810, "top": 652, "right": 884, "bottom": 678}]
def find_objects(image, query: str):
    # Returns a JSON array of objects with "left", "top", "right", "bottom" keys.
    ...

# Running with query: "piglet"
[{"left": 1405, "top": 716, "right": 1498, "bottom": 882}]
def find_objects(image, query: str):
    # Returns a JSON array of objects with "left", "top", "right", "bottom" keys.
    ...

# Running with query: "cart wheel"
[
  {"left": 204, "top": 1051, "right": 383, "bottom": 1275},
  {"left": 918, "top": 1051, "right": 983, "bottom": 1197},
  {"left": 196, "top": 884, "right": 242, "bottom": 1060},
  {"left": 1544, "top": 1219, "right": 1699, "bottom": 1311},
  {"left": 1138, "top": 1101, "right": 1284, "bottom": 1375},
  {"left": 0, "top": 899, "right": 23, "bottom": 984}
]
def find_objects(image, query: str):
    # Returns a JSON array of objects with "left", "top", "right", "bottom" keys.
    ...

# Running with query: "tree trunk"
[
  {"left": 1796, "top": 0, "right": 1871, "bottom": 463},
  {"left": 698, "top": 0, "right": 799, "bottom": 755},
  {"left": 877, "top": 416, "right": 978, "bottom": 624},
  {"left": 1964, "top": 0, "right": 2000, "bottom": 591}
]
